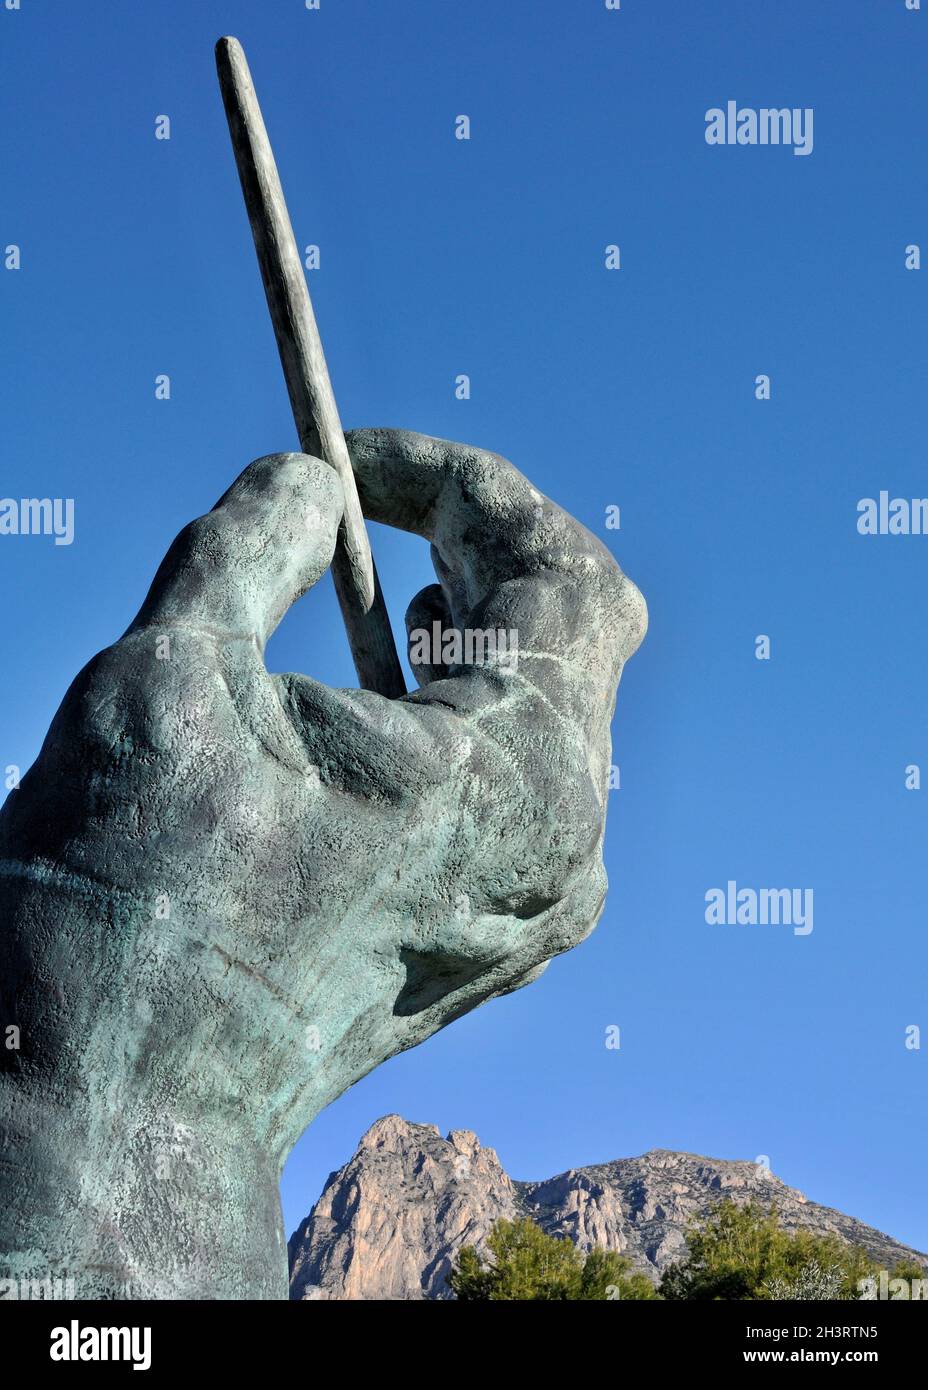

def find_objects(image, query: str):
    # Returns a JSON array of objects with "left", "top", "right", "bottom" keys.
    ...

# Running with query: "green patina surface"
[{"left": 0, "top": 429, "right": 645, "bottom": 1299}]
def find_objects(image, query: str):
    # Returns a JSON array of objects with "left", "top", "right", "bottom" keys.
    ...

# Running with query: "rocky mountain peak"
[
  {"left": 288, "top": 1117, "right": 924, "bottom": 1300},
  {"left": 358, "top": 1114, "right": 440, "bottom": 1151}
]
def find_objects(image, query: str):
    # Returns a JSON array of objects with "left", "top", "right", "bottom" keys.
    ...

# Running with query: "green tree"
[
  {"left": 765, "top": 1258, "right": 846, "bottom": 1301},
  {"left": 448, "top": 1218, "right": 659, "bottom": 1300},
  {"left": 888, "top": 1258, "right": 928, "bottom": 1286},
  {"left": 448, "top": 1244, "right": 495, "bottom": 1300},
  {"left": 580, "top": 1246, "right": 660, "bottom": 1301},
  {"left": 658, "top": 1200, "right": 880, "bottom": 1301},
  {"left": 858, "top": 1258, "right": 928, "bottom": 1299}
]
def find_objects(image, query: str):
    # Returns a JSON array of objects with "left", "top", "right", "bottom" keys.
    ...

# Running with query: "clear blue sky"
[{"left": 2, "top": 0, "right": 926, "bottom": 1256}]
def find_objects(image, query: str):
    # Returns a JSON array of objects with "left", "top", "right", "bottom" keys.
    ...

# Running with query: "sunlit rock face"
[{"left": 288, "top": 1116, "right": 925, "bottom": 1300}]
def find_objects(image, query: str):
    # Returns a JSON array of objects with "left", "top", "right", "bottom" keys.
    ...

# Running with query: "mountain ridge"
[{"left": 288, "top": 1115, "right": 925, "bottom": 1300}]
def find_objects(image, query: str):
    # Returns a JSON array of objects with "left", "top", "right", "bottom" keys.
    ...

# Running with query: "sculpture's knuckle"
[
  {"left": 570, "top": 547, "right": 647, "bottom": 662},
  {"left": 500, "top": 781, "right": 604, "bottom": 915},
  {"left": 611, "top": 570, "right": 648, "bottom": 661}
]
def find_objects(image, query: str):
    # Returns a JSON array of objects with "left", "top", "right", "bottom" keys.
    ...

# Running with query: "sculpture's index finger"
[
  {"left": 345, "top": 428, "right": 647, "bottom": 695},
  {"left": 346, "top": 429, "right": 629, "bottom": 601}
]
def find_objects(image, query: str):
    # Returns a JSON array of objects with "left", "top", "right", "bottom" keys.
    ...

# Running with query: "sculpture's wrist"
[{"left": 0, "top": 1079, "right": 287, "bottom": 1299}]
